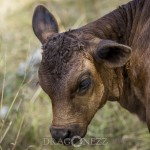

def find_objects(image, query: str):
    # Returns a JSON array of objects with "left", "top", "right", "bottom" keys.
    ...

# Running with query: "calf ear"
[
  {"left": 94, "top": 40, "right": 132, "bottom": 68},
  {"left": 32, "top": 5, "right": 58, "bottom": 44}
]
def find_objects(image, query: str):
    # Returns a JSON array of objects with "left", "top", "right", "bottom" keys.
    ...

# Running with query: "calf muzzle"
[{"left": 50, "top": 124, "right": 86, "bottom": 145}]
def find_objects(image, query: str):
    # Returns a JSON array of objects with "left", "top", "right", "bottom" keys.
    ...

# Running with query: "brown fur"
[
  {"left": 32, "top": 0, "right": 150, "bottom": 143},
  {"left": 79, "top": 0, "right": 150, "bottom": 123}
]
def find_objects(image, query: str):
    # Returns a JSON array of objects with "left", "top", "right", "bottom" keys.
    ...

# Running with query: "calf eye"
[{"left": 78, "top": 78, "right": 91, "bottom": 94}]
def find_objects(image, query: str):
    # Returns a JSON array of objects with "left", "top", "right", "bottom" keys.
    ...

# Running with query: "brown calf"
[{"left": 32, "top": 0, "right": 150, "bottom": 144}]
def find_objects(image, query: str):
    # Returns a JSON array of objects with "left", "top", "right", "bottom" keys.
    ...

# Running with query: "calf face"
[{"left": 32, "top": 5, "right": 131, "bottom": 144}]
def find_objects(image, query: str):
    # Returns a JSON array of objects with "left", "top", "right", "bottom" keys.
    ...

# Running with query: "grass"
[{"left": 0, "top": 0, "right": 150, "bottom": 150}]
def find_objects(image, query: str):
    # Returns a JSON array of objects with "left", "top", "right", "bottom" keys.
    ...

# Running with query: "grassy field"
[{"left": 0, "top": 0, "right": 150, "bottom": 150}]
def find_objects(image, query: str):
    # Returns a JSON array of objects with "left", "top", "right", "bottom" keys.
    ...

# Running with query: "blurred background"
[{"left": 0, "top": 0, "right": 150, "bottom": 149}]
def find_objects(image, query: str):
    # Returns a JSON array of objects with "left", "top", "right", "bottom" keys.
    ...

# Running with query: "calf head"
[{"left": 32, "top": 5, "right": 131, "bottom": 144}]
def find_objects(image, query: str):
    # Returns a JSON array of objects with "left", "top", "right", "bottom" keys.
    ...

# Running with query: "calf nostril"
[
  {"left": 50, "top": 126, "right": 71, "bottom": 142},
  {"left": 61, "top": 129, "right": 70, "bottom": 138}
]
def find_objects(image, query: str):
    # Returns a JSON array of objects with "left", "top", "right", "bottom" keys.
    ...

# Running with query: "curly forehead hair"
[{"left": 40, "top": 31, "right": 85, "bottom": 79}]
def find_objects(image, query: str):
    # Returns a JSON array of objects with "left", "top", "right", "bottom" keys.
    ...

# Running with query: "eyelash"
[{"left": 77, "top": 78, "right": 91, "bottom": 94}]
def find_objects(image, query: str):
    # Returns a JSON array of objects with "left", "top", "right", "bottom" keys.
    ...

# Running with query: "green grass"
[{"left": 0, "top": 0, "right": 150, "bottom": 150}]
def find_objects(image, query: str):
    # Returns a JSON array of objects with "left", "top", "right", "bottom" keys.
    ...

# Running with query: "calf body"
[{"left": 32, "top": 0, "right": 150, "bottom": 144}]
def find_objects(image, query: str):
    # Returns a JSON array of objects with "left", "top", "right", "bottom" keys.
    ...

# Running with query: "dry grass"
[{"left": 0, "top": 0, "right": 150, "bottom": 150}]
